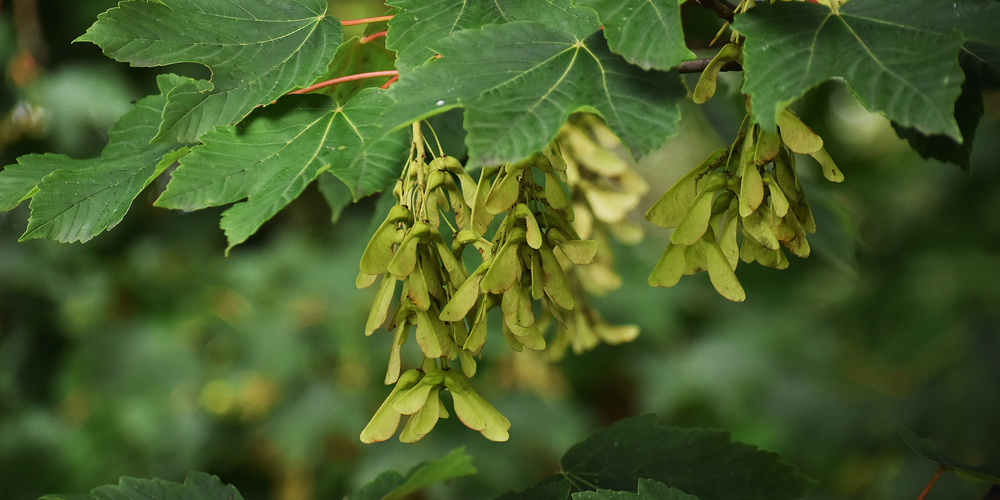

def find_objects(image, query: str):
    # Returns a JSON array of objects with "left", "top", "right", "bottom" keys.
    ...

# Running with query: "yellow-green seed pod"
[
  {"left": 809, "top": 147, "right": 844, "bottom": 182},
  {"left": 692, "top": 43, "right": 742, "bottom": 104},
  {"left": 646, "top": 148, "right": 724, "bottom": 229},
  {"left": 706, "top": 238, "right": 746, "bottom": 302},
  {"left": 776, "top": 109, "right": 823, "bottom": 154},
  {"left": 360, "top": 368, "right": 423, "bottom": 444}
]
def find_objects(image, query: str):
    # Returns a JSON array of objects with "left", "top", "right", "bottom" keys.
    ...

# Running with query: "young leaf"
[
  {"left": 77, "top": 0, "right": 342, "bottom": 142},
  {"left": 41, "top": 471, "right": 242, "bottom": 500},
  {"left": 383, "top": 447, "right": 478, "bottom": 500},
  {"left": 6, "top": 84, "right": 188, "bottom": 243},
  {"left": 348, "top": 447, "right": 477, "bottom": 500},
  {"left": 155, "top": 90, "right": 408, "bottom": 251},
  {"left": 386, "top": 23, "right": 685, "bottom": 168},
  {"left": 347, "top": 471, "right": 407, "bottom": 500},
  {"left": 899, "top": 429, "right": 1000, "bottom": 484},
  {"left": 559, "top": 414, "right": 817, "bottom": 500},
  {"left": 574, "top": 0, "right": 695, "bottom": 71},
  {"left": 735, "top": 0, "right": 1000, "bottom": 140}
]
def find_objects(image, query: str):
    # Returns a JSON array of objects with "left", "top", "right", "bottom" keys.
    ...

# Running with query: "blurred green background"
[{"left": 1, "top": 1, "right": 998, "bottom": 500}]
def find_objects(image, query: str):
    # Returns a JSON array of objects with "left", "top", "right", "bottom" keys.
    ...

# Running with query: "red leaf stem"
[
  {"left": 290, "top": 70, "right": 399, "bottom": 95},
  {"left": 380, "top": 74, "right": 399, "bottom": 89},
  {"left": 916, "top": 466, "right": 947, "bottom": 500},
  {"left": 341, "top": 15, "right": 393, "bottom": 27},
  {"left": 360, "top": 30, "right": 388, "bottom": 44}
]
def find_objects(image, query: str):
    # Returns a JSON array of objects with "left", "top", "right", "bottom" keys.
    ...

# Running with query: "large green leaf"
[
  {"left": 559, "top": 415, "right": 816, "bottom": 500},
  {"left": 573, "top": 0, "right": 695, "bottom": 70},
  {"left": 386, "top": 22, "right": 685, "bottom": 167},
  {"left": 891, "top": 7, "right": 1000, "bottom": 171},
  {"left": 155, "top": 89, "right": 408, "bottom": 251},
  {"left": 386, "top": 0, "right": 503, "bottom": 74},
  {"left": 0, "top": 74, "right": 189, "bottom": 243},
  {"left": 386, "top": 0, "right": 600, "bottom": 74},
  {"left": 77, "top": 0, "right": 342, "bottom": 143},
  {"left": 41, "top": 471, "right": 242, "bottom": 500},
  {"left": 574, "top": 479, "right": 700, "bottom": 500},
  {"left": 900, "top": 429, "right": 1000, "bottom": 484},
  {"left": 735, "top": 0, "right": 1000, "bottom": 139}
]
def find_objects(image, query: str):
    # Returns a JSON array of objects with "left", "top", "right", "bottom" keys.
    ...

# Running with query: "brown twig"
[
  {"left": 677, "top": 58, "right": 742, "bottom": 74},
  {"left": 689, "top": 0, "right": 735, "bottom": 23}
]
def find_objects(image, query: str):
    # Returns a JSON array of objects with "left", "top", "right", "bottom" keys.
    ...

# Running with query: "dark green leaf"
[
  {"left": 386, "top": 0, "right": 599, "bottom": 75},
  {"left": 560, "top": 414, "right": 816, "bottom": 500},
  {"left": 2, "top": 75, "right": 189, "bottom": 243},
  {"left": 77, "top": 0, "right": 342, "bottom": 142},
  {"left": 41, "top": 471, "right": 242, "bottom": 500},
  {"left": 316, "top": 172, "right": 354, "bottom": 224},
  {"left": 155, "top": 89, "right": 407, "bottom": 251},
  {"left": 900, "top": 429, "right": 1000, "bottom": 484},
  {"left": 492, "top": 0, "right": 601, "bottom": 39},
  {"left": 573, "top": 479, "right": 700, "bottom": 500},
  {"left": 735, "top": 0, "right": 1000, "bottom": 139},
  {"left": 386, "top": 0, "right": 504, "bottom": 74},
  {"left": 573, "top": 0, "right": 694, "bottom": 70},
  {"left": 494, "top": 477, "right": 572, "bottom": 500},
  {"left": 386, "top": 23, "right": 685, "bottom": 167},
  {"left": 891, "top": 57, "right": 985, "bottom": 171}
]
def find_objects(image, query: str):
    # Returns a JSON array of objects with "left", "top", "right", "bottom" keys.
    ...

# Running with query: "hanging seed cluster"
[
  {"left": 646, "top": 43, "right": 844, "bottom": 301},
  {"left": 358, "top": 119, "right": 644, "bottom": 443}
]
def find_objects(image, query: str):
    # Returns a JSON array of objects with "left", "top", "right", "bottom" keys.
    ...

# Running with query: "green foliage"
[
  {"left": 348, "top": 447, "right": 477, "bottom": 500},
  {"left": 41, "top": 472, "right": 242, "bottom": 500},
  {"left": 558, "top": 414, "right": 816, "bottom": 500},
  {"left": 44, "top": 417, "right": 814, "bottom": 500},
  {"left": 0, "top": 75, "right": 191, "bottom": 242}
]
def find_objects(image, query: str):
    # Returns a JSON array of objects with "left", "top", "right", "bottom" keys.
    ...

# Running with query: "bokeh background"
[{"left": 2, "top": 1, "right": 998, "bottom": 500}]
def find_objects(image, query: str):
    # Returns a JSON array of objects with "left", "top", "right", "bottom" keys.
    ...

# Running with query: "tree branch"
[
  {"left": 677, "top": 58, "right": 742, "bottom": 74},
  {"left": 689, "top": 0, "right": 735, "bottom": 23}
]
